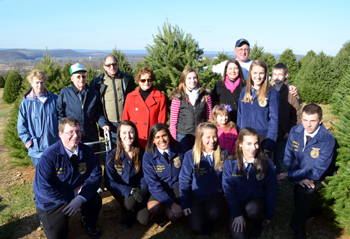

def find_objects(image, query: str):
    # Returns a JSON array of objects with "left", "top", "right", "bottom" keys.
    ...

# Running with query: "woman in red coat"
[{"left": 122, "top": 66, "right": 167, "bottom": 148}]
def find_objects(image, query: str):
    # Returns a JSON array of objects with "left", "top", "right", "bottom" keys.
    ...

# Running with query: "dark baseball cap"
[{"left": 235, "top": 39, "right": 250, "bottom": 48}]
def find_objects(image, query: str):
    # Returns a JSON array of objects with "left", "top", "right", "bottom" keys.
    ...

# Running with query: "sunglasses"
[
  {"left": 140, "top": 79, "right": 153, "bottom": 83},
  {"left": 76, "top": 75, "right": 86, "bottom": 80},
  {"left": 105, "top": 63, "right": 118, "bottom": 68}
]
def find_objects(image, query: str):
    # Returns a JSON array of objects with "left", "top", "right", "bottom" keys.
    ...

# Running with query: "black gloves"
[{"left": 131, "top": 187, "right": 148, "bottom": 203}]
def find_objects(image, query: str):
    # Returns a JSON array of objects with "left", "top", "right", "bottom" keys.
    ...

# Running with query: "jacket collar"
[
  {"left": 25, "top": 88, "right": 49, "bottom": 99},
  {"left": 294, "top": 123, "right": 328, "bottom": 143},
  {"left": 57, "top": 140, "right": 87, "bottom": 161}
]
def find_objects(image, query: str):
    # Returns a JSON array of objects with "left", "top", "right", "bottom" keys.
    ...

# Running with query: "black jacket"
[
  {"left": 211, "top": 79, "right": 245, "bottom": 123},
  {"left": 90, "top": 71, "right": 135, "bottom": 123}
]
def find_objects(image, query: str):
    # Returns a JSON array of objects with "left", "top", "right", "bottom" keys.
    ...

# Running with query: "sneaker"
[{"left": 81, "top": 218, "right": 101, "bottom": 239}]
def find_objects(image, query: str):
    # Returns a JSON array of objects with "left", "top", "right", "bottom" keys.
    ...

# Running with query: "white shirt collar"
[
  {"left": 63, "top": 145, "right": 79, "bottom": 159},
  {"left": 304, "top": 125, "right": 321, "bottom": 146},
  {"left": 243, "top": 156, "right": 255, "bottom": 168},
  {"left": 157, "top": 147, "right": 170, "bottom": 156},
  {"left": 202, "top": 150, "right": 214, "bottom": 163}
]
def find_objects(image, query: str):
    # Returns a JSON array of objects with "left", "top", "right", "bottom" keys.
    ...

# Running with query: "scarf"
[
  {"left": 186, "top": 87, "right": 199, "bottom": 105},
  {"left": 225, "top": 76, "right": 241, "bottom": 93}
]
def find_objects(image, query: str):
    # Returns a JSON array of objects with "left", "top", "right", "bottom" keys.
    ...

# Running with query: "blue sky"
[{"left": 0, "top": 0, "right": 349, "bottom": 56}]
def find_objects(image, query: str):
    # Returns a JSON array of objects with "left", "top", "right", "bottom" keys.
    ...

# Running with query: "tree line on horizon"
[{"left": 1, "top": 21, "right": 350, "bottom": 234}]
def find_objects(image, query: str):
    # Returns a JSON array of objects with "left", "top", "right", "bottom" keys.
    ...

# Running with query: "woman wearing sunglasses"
[{"left": 122, "top": 66, "right": 167, "bottom": 148}]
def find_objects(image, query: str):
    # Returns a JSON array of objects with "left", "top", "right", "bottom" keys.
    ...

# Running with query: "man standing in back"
[
  {"left": 212, "top": 38, "right": 252, "bottom": 80},
  {"left": 90, "top": 55, "right": 135, "bottom": 145}
]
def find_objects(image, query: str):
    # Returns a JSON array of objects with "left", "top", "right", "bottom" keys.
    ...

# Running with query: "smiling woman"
[
  {"left": 122, "top": 66, "right": 167, "bottom": 148},
  {"left": 179, "top": 122, "right": 229, "bottom": 235},
  {"left": 142, "top": 123, "right": 187, "bottom": 226}
]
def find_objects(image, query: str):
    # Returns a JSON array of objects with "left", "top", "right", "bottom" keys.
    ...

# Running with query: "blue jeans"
[
  {"left": 30, "top": 156, "right": 41, "bottom": 168},
  {"left": 177, "top": 133, "right": 195, "bottom": 151},
  {"left": 272, "top": 139, "right": 287, "bottom": 174}
]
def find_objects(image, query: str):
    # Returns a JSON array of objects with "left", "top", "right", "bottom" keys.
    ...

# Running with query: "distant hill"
[{"left": 0, "top": 49, "right": 86, "bottom": 62}]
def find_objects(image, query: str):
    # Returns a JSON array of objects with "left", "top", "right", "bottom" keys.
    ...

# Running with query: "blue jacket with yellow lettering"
[
  {"left": 179, "top": 149, "right": 229, "bottom": 210},
  {"left": 142, "top": 142, "right": 186, "bottom": 207},
  {"left": 237, "top": 86, "right": 279, "bottom": 151},
  {"left": 284, "top": 123, "right": 336, "bottom": 182},
  {"left": 222, "top": 158, "right": 277, "bottom": 220},
  {"left": 104, "top": 148, "right": 147, "bottom": 197},
  {"left": 33, "top": 140, "right": 102, "bottom": 210}
]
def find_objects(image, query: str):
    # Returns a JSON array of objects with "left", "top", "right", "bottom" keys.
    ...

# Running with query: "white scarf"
[{"left": 186, "top": 87, "right": 199, "bottom": 105}]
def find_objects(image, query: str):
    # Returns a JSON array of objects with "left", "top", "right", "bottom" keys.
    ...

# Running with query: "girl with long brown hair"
[
  {"left": 105, "top": 120, "right": 149, "bottom": 229},
  {"left": 222, "top": 127, "right": 277, "bottom": 239},
  {"left": 169, "top": 68, "right": 212, "bottom": 149}
]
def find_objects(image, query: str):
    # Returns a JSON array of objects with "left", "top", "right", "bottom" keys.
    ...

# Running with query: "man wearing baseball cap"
[
  {"left": 57, "top": 63, "right": 110, "bottom": 150},
  {"left": 212, "top": 38, "right": 252, "bottom": 80}
]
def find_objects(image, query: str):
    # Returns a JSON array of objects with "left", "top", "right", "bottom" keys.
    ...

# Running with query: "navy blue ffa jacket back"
[
  {"left": 104, "top": 148, "right": 147, "bottom": 197},
  {"left": 179, "top": 149, "right": 229, "bottom": 210},
  {"left": 222, "top": 158, "right": 277, "bottom": 220},
  {"left": 237, "top": 86, "right": 279, "bottom": 151},
  {"left": 142, "top": 142, "right": 186, "bottom": 207},
  {"left": 33, "top": 140, "right": 102, "bottom": 210}
]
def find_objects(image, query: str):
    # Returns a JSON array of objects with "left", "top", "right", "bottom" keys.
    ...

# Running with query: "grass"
[{"left": 0, "top": 87, "right": 347, "bottom": 238}]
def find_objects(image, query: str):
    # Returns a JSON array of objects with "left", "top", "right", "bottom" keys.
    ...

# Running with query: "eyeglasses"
[
  {"left": 63, "top": 130, "right": 82, "bottom": 136},
  {"left": 105, "top": 63, "right": 118, "bottom": 68},
  {"left": 76, "top": 75, "right": 86, "bottom": 80},
  {"left": 139, "top": 79, "right": 153, "bottom": 83},
  {"left": 236, "top": 48, "right": 250, "bottom": 52}
]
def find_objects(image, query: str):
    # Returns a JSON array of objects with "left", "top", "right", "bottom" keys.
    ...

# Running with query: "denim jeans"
[
  {"left": 272, "top": 139, "right": 287, "bottom": 174},
  {"left": 176, "top": 133, "right": 195, "bottom": 150}
]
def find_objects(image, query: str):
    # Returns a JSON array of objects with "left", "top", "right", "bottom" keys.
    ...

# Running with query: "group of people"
[{"left": 16, "top": 38, "right": 336, "bottom": 239}]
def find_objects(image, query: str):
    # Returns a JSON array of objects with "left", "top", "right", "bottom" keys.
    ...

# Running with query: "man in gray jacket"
[{"left": 90, "top": 55, "right": 135, "bottom": 145}]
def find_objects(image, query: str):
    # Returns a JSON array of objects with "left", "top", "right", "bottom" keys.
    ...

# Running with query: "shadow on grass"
[{"left": 0, "top": 215, "right": 20, "bottom": 239}]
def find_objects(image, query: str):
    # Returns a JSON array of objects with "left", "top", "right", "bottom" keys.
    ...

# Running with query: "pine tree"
[
  {"left": 294, "top": 50, "right": 317, "bottom": 89},
  {"left": 329, "top": 41, "right": 350, "bottom": 95},
  {"left": 0, "top": 75, "right": 4, "bottom": 88},
  {"left": 249, "top": 43, "right": 265, "bottom": 60},
  {"left": 2, "top": 69, "right": 23, "bottom": 103},
  {"left": 331, "top": 71, "right": 350, "bottom": 115},
  {"left": 297, "top": 51, "right": 334, "bottom": 103},
  {"left": 299, "top": 50, "right": 316, "bottom": 67},
  {"left": 212, "top": 51, "right": 230, "bottom": 65},
  {"left": 33, "top": 50, "right": 63, "bottom": 95},
  {"left": 111, "top": 47, "right": 133, "bottom": 74},
  {"left": 261, "top": 53, "right": 277, "bottom": 76},
  {"left": 320, "top": 92, "right": 350, "bottom": 234},
  {"left": 4, "top": 77, "right": 32, "bottom": 166},
  {"left": 86, "top": 66, "right": 97, "bottom": 85},
  {"left": 278, "top": 48, "right": 299, "bottom": 84},
  {"left": 137, "top": 21, "right": 205, "bottom": 95}
]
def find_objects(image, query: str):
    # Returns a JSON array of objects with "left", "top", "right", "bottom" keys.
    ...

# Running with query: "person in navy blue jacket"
[
  {"left": 105, "top": 120, "right": 150, "bottom": 229},
  {"left": 277, "top": 104, "right": 336, "bottom": 239},
  {"left": 180, "top": 122, "right": 229, "bottom": 235},
  {"left": 143, "top": 123, "right": 187, "bottom": 226},
  {"left": 237, "top": 59, "right": 279, "bottom": 154},
  {"left": 33, "top": 117, "right": 102, "bottom": 239},
  {"left": 17, "top": 69, "right": 59, "bottom": 168},
  {"left": 56, "top": 63, "right": 110, "bottom": 149},
  {"left": 223, "top": 127, "right": 277, "bottom": 239}
]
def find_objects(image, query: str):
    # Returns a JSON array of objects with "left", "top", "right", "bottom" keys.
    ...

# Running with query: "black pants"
[
  {"left": 36, "top": 193, "right": 102, "bottom": 239},
  {"left": 290, "top": 180, "right": 324, "bottom": 230},
  {"left": 112, "top": 192, "right": 150, "bottom": 225},
  {"left": 228, "top": 198, "right": 265, "bottom": 239},
  {"left": 187, "top": 193, "right": 225, "bottom": 235}
]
